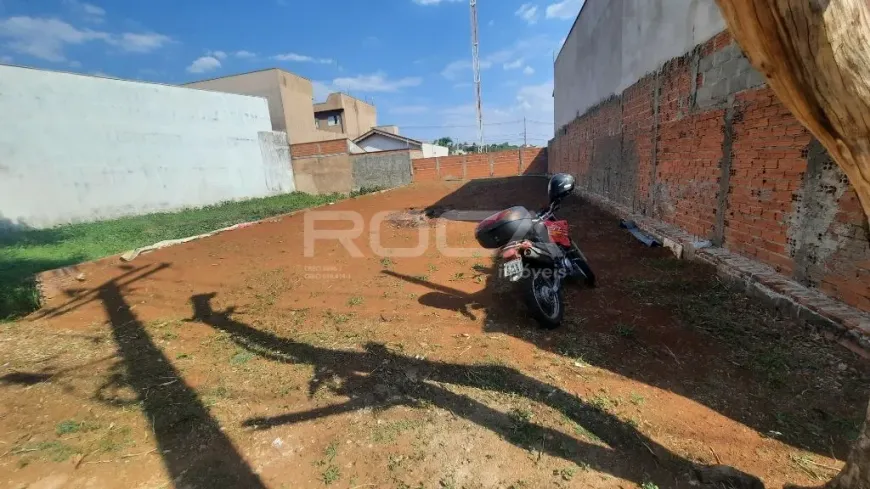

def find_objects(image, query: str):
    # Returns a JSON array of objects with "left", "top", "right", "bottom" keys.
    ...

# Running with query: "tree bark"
[
  {"left": 715, "top": 2, "right": 870, "bottom": 488},
  {"left": 715, "top": 0, "right": 870, "bottom": 229}
]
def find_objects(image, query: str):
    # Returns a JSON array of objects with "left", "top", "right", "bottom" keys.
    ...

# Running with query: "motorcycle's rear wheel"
[{"left": 522, "top": 268, "right": 564, "bottom": 329}]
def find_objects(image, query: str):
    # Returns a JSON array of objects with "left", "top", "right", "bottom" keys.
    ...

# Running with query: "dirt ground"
[{"left": 1, "top": 178, "right": 868, "bottom": 489}]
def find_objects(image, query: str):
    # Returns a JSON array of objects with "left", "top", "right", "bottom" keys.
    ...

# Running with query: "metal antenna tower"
[{"left": 470, "top": 0, "right": 484, "bottom": 152}]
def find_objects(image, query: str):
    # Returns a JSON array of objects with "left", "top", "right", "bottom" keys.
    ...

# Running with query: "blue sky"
[{"left": 0, "top": 0, "right": 584, "bottom": 145}]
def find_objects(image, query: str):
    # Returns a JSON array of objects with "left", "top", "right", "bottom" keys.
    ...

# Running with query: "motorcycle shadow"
[{"left": 382, "top": 265, "right": 530, "bottom": 325}]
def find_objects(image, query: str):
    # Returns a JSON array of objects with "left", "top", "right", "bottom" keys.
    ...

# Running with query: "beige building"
[
  {"left": 184, "top": 68, "right": 377, "bottom": 144},
  {"left": 313, "top": 93, "right": 377, "bottom": 140}
]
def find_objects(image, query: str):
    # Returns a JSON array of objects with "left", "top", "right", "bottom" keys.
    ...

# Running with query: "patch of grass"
[
  {"left": 413, "top": 274, "right": 429, "bottom": 281},
  {"left": 96, "top": 425, "right": 133, "bottom": 453},
  {"left": 0, "top": 191, "right": 341, "bottom": 320},
  {"left": 323, "top": 310, "right": 351, "bottom": 325},
  {"left": 449, "top": 272, "right": 465, "bottom": 281},
  {"left": 350, "top": 186, "right": 386, "bottom": 197},
  {"left": 55, "top": 420, "right": 98, "bottom": 436},
  {"left": 557, "top": 467, "right": 576, "bottom": 481},
  {"left": 561, "top": 413, "right": 602, "bottom": 443},
  {"left": 371, "top": 419, "right": 422, "bottom": 444},
  {"left": 630, "top": 392, "right": 645, "bottom": 406},
  {"left": 614, "top": 323, "right": 636, "bottom": 338},
  {"left": 427, "top": 263, "right": 438, "bottom": 272},
  {"left": 589, "top": 393, "right": 618, "bottom": 412},
  {"left": 17, "top": 440, "right": 80, "bottom": 462},
  {"left": 347, "top": 296, "right": 364, "bottom": 306},
  {"left": 230, "top": 350, "right": 254, "bottom": 365},
  {"left": 316, "top": 441, "right": 341, "bottom": 485},
  {"left": 642, "top": 482, "right": 660, "bottom": 489},
  {"left": 380, "top": 257, "right": 395, "bottom": 269}
]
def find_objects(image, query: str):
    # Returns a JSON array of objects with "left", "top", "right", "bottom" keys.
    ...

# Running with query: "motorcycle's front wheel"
[{"left": 521, "top": 268, "right": 564, "bottom": 329}]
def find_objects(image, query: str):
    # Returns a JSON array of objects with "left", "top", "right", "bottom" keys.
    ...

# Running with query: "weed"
[
  {"left": 30, "top": 440, "right": 81, "bottom": 462},
  {"left": 230, "top": 350, "right": 254, "bottom": 365},
  {"left": 614, "top": 323, "right": 636, "bottom": 338},
  {"left": 413, "top": 274, "right": 429, "bottom": 281},
  {"left": 450, "top": 272, "right": 465, "bottom": 281},
  {"left": 557, "top": 467, "right": 576, "bottom": 481},
  {"left": 176, "top": 353, "right": 190, "bottom": 360},
  {"left": 56, "top": 420, "right": 89, "bottom": 435},
  {"left": 347, "top": 296, "right": 364, "bottom": 306},
  {"left": 371, "top": 419, "right": 422, "bottom": 443},
  {"left": 324, "top": 310, "right": 351, "bottom": 324},
  {"left": 427, "top": 263, "right": 438, "bottom": 272},
  {"left": 317, "top": 441, "right": 341, "bottom": 485},
  {"left": 589, "top": 394, "right": 617, "bottom": 412},
  {"left": 350, "top": 186, "right": 385, "bottom": 197},
  {"left": 380, "top": 257, "right": 395, "bottom": 269},
  {"left": 561, "top": 413, "right": 602, "bottom": 443},
  {"left": 96, "top": 425, "right": 133, "bottom": 453},
  {"left": 642, "top": 482, "right": 660, "bottom": 489},
  {"left": 321, "top": 465, "right": 340, "bottom": 485},
  {"left": 630, "top": 392, "right": 646, "bottom": 406}
]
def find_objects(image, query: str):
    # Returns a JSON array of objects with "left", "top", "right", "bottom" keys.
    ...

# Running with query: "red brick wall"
[
  {"left": 549, "top": 31, "right": 870, "bottom": 313},
  {"left": 412, "top": 148, "right": 547, "bottom": 182},
  {"left": 290, "top": 139, "right": 348, "bottom": 158}
]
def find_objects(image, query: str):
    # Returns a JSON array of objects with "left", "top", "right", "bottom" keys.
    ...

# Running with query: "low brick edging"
[{"left": 578, "top": 189, "right": 870, "bottom": 358}]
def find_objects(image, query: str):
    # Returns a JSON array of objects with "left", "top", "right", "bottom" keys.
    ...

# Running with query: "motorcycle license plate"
[{"left": 502, "top": 258, "right": 523, "bottom": 279}]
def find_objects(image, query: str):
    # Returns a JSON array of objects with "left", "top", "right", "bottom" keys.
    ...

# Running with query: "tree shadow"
[
  {"left": 63, "top": 264, "right": 266, "bottom": 488},
  {"left": 389, "top": 177, "right": 869, "bottom": 462},
  {"left": 190, "top": 292, "right": 764, "bottom": 488}
]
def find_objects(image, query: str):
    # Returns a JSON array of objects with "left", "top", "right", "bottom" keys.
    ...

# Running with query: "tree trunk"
[
  {"left": 715, "top": 1, "right": 870, "bottom": 487},
  {"left": 827, "top": 400, "right": 870, "bottom": 488},
  {"left": 715, "top": 0, "right": 870, "bottom": 229}
]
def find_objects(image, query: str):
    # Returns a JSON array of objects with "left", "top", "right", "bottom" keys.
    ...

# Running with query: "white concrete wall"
[
  {"left": 0, "top": 65, "right": 286, "bottom": 229},
  {"left": 358, "top": 133, "right": 418, "bottom": 152},
  {"left": 421, "top": 143, "right": 449, "bottom": 158},
  {"left": 554, "top": 0, "right": 725, "bottom": 129}
]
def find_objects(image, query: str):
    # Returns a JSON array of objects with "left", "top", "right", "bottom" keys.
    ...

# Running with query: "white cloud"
[
  {"left": 503, "top": 58, "right": 524, "bottom": 70},
  {"left": 64, "top": 0, "right": 105, "bottom": 23},
  {"left": 390, "top": 105, "right": 428, "bottom": 115},
  {"left": 515, "top": 3, "right": 539, "bottom": 24},
  {"left": 517, "top": 80, "right": 553, "bottom": 112},
  {"left": 411, "top": 0, "right": 462, "bottom": 5},
  {"left": 234, "top": 50, "right": 256, "bottom": 58},
  {"left": 0, "top": 16, "right": 107, "bottom": 62},
  {"left": 523, "top": 65, "right": 535, "bottom": 75},
  {"left": 442, "top": 35, "right": 552, "bottom": 79},
  {"left": 546, "top": 0, "right": 584, "bottom": 20},
  {"left": 107, "top": 32, "right": 173, "bottom": 53},
  {"left": 186, "top": 55, "right": 221, "bottom": 74},
  {"left": 332, "top": 72, "right": 422, "bottom": 93},
  {"left": 208, "top": 50, "right": 227, "bottom": 60},
  {"left": 273, "top": 52, "right": 334, "bottom": 64}
]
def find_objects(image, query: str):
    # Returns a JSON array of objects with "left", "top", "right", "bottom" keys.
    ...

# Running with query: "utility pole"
[
  {"left": 523, "top": 117, "right": 527, "bottom": 147},
  {"left": 470, "top": 0, "right": 484, "bottom": 153}
]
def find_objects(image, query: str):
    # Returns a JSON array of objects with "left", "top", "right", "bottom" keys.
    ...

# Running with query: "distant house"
[
  {"left": 354, "top": 128, "right": 448, "bottom": 159},
  {"left": 184, "top": 68, "right": 377, "bottom": 144}
]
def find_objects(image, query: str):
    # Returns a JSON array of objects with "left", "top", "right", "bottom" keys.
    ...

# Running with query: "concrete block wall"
[
  {"left": 412, "top": 148, "right": 547, "bottom": 182},
  {"left": 549, "top": 31, "right": 870, "bottom": 313},
  {"left": 351, "top": 150, "right": 413, "bottom": 191},
  {"left": 0, "top": 65, "right": 288, "bottom": 229}
]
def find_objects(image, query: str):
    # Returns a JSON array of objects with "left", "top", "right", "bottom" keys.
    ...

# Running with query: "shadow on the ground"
[
  {"left": 396, "top": 177, "right": 870, "bottom": 462},
  {"left": 31, "top": 264, "right": 267, "bottom": 488},
  {"left": 189, "top": 292, "right": 758, "bottom": 488}
]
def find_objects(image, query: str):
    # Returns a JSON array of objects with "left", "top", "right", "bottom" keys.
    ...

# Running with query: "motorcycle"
[{"left": 473, "top": 173, "right": 595, "bottom": 328}]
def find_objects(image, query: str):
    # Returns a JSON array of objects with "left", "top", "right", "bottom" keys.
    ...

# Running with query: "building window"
[{"left": 328, "top": 115, "right": 340, "bottom": 126}]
